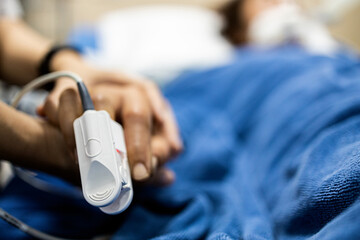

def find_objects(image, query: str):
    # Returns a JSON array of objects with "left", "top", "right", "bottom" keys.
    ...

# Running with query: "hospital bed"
[{"left": 1, "top": 2, "right": 360, "bottom": 239}]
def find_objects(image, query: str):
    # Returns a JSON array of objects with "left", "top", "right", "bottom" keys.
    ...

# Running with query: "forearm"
[
  {"left": 0, "top": 19, "right": 52, "bottom": 85},
  {"left": 0, "top": 101, "right": 42, "bottom": 166},
  {"left": 0, "top": 101, "right": 76, "bottom": 179}
]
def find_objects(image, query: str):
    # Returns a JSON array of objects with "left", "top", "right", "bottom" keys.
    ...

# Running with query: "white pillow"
[{"left": 84, "top": 5, "right": 234, "bottom": 84}]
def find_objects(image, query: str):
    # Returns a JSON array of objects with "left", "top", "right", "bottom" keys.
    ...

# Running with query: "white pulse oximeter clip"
[
  {"left": 11, "top": 71, "right": 133, "bottom": 215},
  {"left": 74, "top": 110, "right": 133, "bottom": 214}
]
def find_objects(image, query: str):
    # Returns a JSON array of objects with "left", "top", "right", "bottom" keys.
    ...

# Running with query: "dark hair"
[{"left": 219, "top": 0, "right": 247, "bottom": 45}]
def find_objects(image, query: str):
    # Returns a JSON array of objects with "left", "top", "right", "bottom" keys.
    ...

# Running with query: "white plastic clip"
[{"left": 74, "top": 110, "right": 133, "bottom": 214}]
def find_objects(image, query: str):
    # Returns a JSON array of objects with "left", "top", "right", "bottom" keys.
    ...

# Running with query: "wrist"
[
  {"left": 50, "top": 49, "right": 82, "bottom": 72},
  {"left": 50, "top": 50, "right": 98, "bottom": 86}
]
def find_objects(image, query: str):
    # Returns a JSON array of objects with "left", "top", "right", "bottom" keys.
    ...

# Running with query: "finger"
[
  {"left": 120, "top": 87, "right": 153, "bottom": 182},
  {"left": 152, "top": 102, "right": 182, "bottom": 159},
  {"left": 161, "top": 101, "right": 183, "bottom": 155},
  {"left": 43, "top": 78, "right": 78, "bottom": 126},
  {"left": 150, "top": 167, "right": 175, "bottom": 186},
  {"left": 58, "top": 88, "right": 82, "bottom": 150},
  {"left": 43, "top": 91, "right": 60, "bottom": 126},
  {"left": 142, "top": 82, "right": 183, "bottom": 153},
  {"left": 142, "top": 81, "right": 167, "bottom": 121},
  {"left": 92, "top": 93, "right": 116, "bottom": 120},
  {"left": 95, "top": 76, "right": 182, "bottom": 156},
  {"left": 151, "top": 135, "right": 172, "bottom": 166}
]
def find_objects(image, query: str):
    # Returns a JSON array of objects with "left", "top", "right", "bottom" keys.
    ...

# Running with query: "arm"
[
  {"left": 0, "top": 19, "right": 52, "bottom": 85},
  {"left": 0, "top": 17, "right": 182, "bottom": 185},
  {"left": 0, "top": 100, "right": 78, "bottom": 183}
]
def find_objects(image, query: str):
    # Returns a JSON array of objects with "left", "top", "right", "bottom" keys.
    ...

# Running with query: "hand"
[
  {"left": 47, "top": 83, "right": 181, "bottom": 186},
  {"left": 37, "top": 53, "right": 182, "bottom": 185}
]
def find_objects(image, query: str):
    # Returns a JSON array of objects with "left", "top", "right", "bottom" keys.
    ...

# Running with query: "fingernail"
[{"left": 133, "top": 163, "right": 149, "bottom": 181}]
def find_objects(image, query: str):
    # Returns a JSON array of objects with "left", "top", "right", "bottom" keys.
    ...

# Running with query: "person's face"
[{"left": 241, "top": 0, "right": 284, "bottom": 24}]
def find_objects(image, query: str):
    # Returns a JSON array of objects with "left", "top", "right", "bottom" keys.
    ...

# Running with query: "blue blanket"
[{"left": 1, "top": 45, "right": 360, "bottom": 239}]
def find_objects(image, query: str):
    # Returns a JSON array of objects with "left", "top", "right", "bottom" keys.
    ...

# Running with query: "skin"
[
  {"left": 242, "top": 0, "right": 283, "bottom": 24},
  {"left": 0, "top": 18, "right": 182, "bottom": 186},
  {"left": 0, "top": 100, "right": 76, "bottom": 182},
  {"left": 234, "top": 0, "right": 284, "bottom": 44}
]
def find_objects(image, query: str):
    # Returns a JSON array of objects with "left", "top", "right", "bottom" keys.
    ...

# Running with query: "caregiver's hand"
[{"left": 37, "top": 50, "right": 182, "bottom": 186}]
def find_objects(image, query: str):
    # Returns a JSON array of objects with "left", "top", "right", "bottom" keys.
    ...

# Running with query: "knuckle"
[
  {"left": 126, "top": 85, "right": 143, "bottom": 96},
  {"left": 92, "top": 92, "right": 103, "bottom": 102},
  {"left": 144, "top": 80, "right": 157, "bottom": 90},
  {"left": 124, "top": 110, "right": 150, "bottom": 127},
  {"left": 133, "top": 80, "right": 149, "bottom": 92},
  {"left": 143, "top": 81, "right": 159, "bottom": 94},
  {"left": 92, "top": 93, "right": 108, "bottom": 105},
  {"left": 128, "top": 142, "right": 145, "bottom": 157}
]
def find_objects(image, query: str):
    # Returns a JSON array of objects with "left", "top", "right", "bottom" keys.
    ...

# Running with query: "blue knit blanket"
[{"left": 1, "top": 45, "right": 360, "bottom": 239}]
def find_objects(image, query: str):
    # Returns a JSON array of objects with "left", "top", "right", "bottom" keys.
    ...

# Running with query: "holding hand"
[{"left": 37, "top": 51, "right": 182, "bottom": 186}]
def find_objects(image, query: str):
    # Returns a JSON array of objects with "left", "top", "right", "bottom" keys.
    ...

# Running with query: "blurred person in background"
[
  {"left": 221, "top": 0, "right": 339, "bottom": 55},
  {"left": 0, "top": 0, "right": 182, "bottom": 186}
]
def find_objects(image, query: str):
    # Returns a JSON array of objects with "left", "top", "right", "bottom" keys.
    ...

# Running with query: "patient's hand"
[
  {"left": 38, "top": 64, "right": 182, "bottom": 186},
  {"left": 0, "top": 101, "right": 79, "bottom": 184}
]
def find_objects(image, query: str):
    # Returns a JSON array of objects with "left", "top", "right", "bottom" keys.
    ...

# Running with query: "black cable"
[
  {"left": 0, "top": 208, "right": 73, "bottom": 240},
  {"left": 77, "top": 82, "right": 95, "bottom": 111}
]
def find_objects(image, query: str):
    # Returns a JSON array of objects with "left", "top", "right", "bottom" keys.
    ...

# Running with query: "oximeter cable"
[
  {"left": 0, "top": 207, "right": 71, "bottom": 240},
  {"left": 11, "top": 71, "right": 94, "bottom": 111}
]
